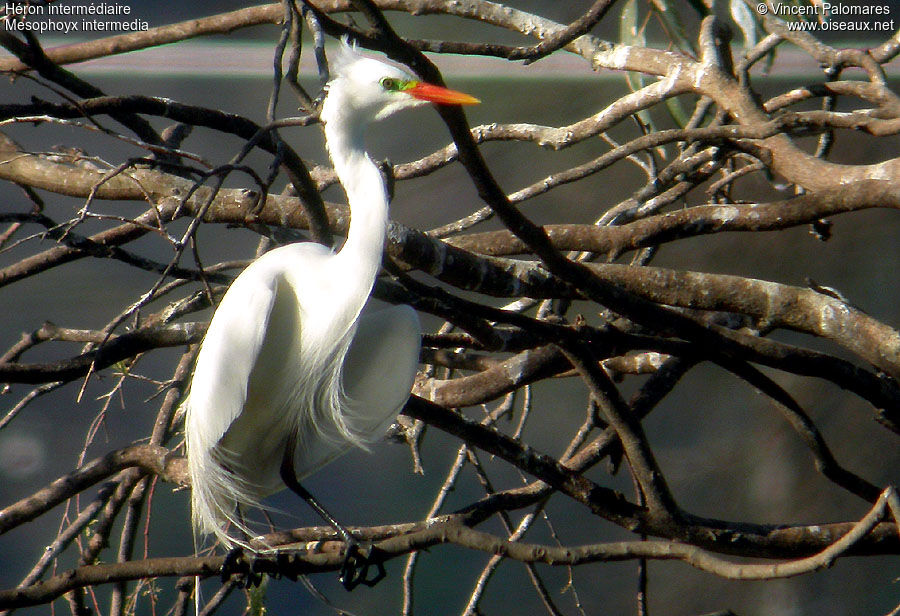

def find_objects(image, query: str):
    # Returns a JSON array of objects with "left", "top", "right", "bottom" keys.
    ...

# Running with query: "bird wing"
[
  {"left": 292, "top": 304, "right": 421, "bottom": 479},
  {"left": 185, "top": 257, "right": 292, "bottom": 540},
  {"left": 186, "top": 260, "right": 282, "bottom": 465},
  {"left": 343, "top": 304, "right": 421, "bottom": 414}
]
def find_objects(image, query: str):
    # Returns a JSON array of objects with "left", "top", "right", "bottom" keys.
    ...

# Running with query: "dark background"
[{"left": 1, "top": 1, "right": 898, "bottom": 614}]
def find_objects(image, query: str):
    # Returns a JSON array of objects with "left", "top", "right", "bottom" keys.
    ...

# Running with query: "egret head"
[{"left": 321, "top": 40, "right": 479, "bottom": 127}]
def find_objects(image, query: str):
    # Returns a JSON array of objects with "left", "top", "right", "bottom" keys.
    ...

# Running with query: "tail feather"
[{"left": 186, "top": 396, "right": 268, "bottom": 549}]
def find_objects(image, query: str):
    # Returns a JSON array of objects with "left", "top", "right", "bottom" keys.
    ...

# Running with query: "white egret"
[{"left": 184, "top": 41, "right": 479, "bottom": 588}]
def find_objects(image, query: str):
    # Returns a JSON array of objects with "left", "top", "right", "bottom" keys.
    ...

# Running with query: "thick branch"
[
  {"left": 0, "top": 444, "right": 187, "bottom": 536},
  {"left": 0, "top": 323, "right": 204, "bottom": 384}
]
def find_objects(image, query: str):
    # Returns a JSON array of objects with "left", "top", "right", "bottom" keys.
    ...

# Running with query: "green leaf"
[
  {"left": 619, "top": 0, "right": 653, "bottom": 127},
  {"left": 648, "top": 0, "right": 698, "bottom": 55},
  {"left": 619, "top": 0, "right": 643, "bottom": 51},
  {"left": 247, "top": 575, "right": 269, "bottom": 616},
  {"left": 665, "top": 96, "right": 691, "bottom": 128},
  {"left": 113, "top": 360, "right": 130, "bottom": 375},
  {"left": 730, "top": 0, "right": 759, "bottom": 50}
]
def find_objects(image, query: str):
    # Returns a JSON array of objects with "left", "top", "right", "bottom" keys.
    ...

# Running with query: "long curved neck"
[{"left": 323, "top": 111, "right": 389, "bottom": 297}]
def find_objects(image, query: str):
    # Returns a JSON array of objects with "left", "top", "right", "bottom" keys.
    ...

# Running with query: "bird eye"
[{"left": 380, "top": 77, "right": 399, "bottom": 91}]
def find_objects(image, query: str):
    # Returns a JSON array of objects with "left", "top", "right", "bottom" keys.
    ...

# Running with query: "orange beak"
[{"left": 407, "top": 82, "right": 480, "bottom": 105}]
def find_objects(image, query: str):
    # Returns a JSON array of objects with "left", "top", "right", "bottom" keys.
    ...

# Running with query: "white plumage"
[{"left": 184, "top": 41, "right": 477, "bottom": 549}]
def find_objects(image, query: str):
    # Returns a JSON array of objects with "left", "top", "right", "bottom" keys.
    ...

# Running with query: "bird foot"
[
  {"left": 339, "top": 542, "right": 385, "bottom": 591},
  {"left": 221, "top": 546, "right": 246, "bottom": 582},
  {"left": 220, "top": 546, "right": 264, "bottom": 588}
]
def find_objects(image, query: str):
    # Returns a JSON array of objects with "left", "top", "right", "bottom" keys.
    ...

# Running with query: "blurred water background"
[{"left": 0, "top": 1, "right": 898, "bottom": 614}]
